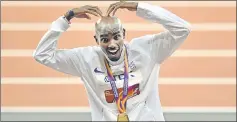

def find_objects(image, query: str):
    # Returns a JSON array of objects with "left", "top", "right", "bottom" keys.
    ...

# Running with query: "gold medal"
[
  {"left": 105, "top": 47, "right": 129, "bottom": 121},
  {"left": 117, "top": 113, "right": 129, "bottom": 122}
]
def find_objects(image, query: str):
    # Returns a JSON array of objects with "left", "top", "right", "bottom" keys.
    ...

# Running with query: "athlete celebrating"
[{"left": 33, "top": 1, "right": 191, "bottom": 121}]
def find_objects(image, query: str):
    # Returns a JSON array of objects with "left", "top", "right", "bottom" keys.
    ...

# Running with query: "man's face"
[
  {"left": 99, "top": 30, "right": 124, "bottom": 61},
  {"left": 95, "top": 17, "right": 125, "bottom": 61}
]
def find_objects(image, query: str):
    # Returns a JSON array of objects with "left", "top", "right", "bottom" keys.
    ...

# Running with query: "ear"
[
  {"left": 94, "top": 36, "right": 99, "bottom": 45},
  {"left": 123, "top": 28, "right": 126, "bottom": 39}
]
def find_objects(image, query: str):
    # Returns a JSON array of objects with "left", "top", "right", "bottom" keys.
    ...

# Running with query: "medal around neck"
[
  {"left": 117, "top": 113, "right": 129, "bottom": 121},
  {"left": 104, "top": 47, "right": 130, "bottom": 122}
]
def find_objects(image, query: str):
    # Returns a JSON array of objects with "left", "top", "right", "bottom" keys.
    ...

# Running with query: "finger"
[
  {"left": 127, "top": 7, "right": 136, "bottom": 11},
  {"left": 93, "top": 6, "right": 103, "bottom": 16},
  {"left": 85, "top": 5, "right": 103, "bottom": 17},
  {"left": 87, "top": 5, "right": 103, "bottom": 15},
  {"left": 107, "top": 4, "right": 117, "bottom": 16},
  {"left": 106, "top": 3, "right": 115, "bottom": 14},
  {"left": 106, "top": 3, "right": 119, "bottom": 16},
  {"left": 108, "top": 2, "right": 123, "bottom": 16},
  {"left": 74, "top": 13, "right": 91, "bottom": 20},
  {"left": 88, "top": 7, "right": 103, "bottom": 17},
  {"left": 85, "top": 10, "right": 100, "bottom": 17},
  {"left": 106, "top": 4, "right": 114, "bottom": 16},
  {"left": 83, "top": 14, "right": 91, "bottom": 20},
  {"left": 112, "top": 5, "right": 121, "bottom": 16}
]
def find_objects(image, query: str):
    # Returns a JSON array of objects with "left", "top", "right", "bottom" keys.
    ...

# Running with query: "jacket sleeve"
[
  {"left": 33, "top": 16, "right": 83, "bottom": 77},
  {"left": 130, "top": 2, "right": 191, "bottom": 64}
]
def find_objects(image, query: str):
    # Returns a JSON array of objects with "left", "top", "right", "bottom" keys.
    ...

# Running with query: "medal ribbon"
[{"left": 104, "top": 46, "right": 129, "bottom": 114}]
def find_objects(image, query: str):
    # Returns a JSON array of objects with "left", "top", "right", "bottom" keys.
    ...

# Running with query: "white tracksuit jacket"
[{"left": 33, "top": 2, "right": 191, "bottom": 121}]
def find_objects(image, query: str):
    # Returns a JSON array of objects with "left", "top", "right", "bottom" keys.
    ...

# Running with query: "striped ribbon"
[{"left": 104, "top": 46, "right": 129, "bottom": 113}]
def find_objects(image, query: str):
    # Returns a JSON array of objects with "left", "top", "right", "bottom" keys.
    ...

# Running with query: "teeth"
[
  {"left": 108, "top": 50, "right": 117, "bottom": 53},
  {"left": 108, "top": 49, "right": 118, "bottom": 55}
]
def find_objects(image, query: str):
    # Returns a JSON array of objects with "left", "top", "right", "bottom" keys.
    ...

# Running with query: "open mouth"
[{"left": 107, "top": 47, "right": 120, "bottom": 55}]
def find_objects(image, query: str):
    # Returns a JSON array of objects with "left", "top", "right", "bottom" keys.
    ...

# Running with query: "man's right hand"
[{"left": 65, "top": 5, "right": 103, "bottom": 21}]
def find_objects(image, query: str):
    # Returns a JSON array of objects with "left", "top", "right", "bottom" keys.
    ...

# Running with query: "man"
[{"left": 33, "top": 1, "right": 190, "bottom": 121}]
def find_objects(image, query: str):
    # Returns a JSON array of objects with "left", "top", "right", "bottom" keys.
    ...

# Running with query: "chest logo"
[{"left": 104, "top": 83, "right": 140, "bottom": 103}]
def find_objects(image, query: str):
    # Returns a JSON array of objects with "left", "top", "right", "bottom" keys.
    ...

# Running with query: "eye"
[
  {"left": 114, "top": 35, "right": 121, "bottom": 40},
  {"left": 101, "top": 38, "right": 109, "bottom": 43}
]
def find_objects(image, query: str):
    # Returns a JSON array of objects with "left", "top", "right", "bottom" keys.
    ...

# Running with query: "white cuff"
[
  {"left": 136, "top": 2, "right": 155, "bottom": 18},
  {"left": 50, "top": 16, "right": 70, "bottom": 32}
]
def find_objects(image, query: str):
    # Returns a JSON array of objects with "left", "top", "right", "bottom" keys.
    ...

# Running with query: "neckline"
[{"left": 101, "top": 45, "right": 126, "bottom": 66}]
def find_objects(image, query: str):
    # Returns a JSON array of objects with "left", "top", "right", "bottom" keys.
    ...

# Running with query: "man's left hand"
[{"left": 106, "top": 2, "right": 138, "bottom": 16}]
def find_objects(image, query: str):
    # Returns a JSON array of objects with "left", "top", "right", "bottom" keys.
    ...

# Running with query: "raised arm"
[
  {"left": 33, "top": 5, "right": 103, "bottom": 76},
  {"left": 107, "top": 2, "right": 191, "bottom": 64},
  {"left": 33, "top": 16, "right": 82, "bottom": 76},
  {"left": 135, "top": 2, "right": 191, "bottom": 63}
]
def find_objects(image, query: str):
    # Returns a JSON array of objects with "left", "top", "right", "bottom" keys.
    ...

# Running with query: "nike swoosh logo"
[{"left": 94, "top": 68, "right": 105, "bottom": 74}]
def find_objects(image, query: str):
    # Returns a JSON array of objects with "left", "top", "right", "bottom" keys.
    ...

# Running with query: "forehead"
[
  {"left": 95, "top": 17, "right": 123, "bottom": 36},
  {"left": 96, "top": 23, "right": 123, "bottom": 36}
]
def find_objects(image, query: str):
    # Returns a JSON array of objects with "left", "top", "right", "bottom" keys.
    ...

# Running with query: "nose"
[
  {"left": 107, "top": 37, "right": 116, "bottom": 45},
  {"left": 108, "top": 43, "right": 117, "bottom": 48}
]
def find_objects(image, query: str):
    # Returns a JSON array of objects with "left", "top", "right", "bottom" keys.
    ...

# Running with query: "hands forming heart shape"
[{"left": 64, "top": 1, "right": 138, "bottom": 20}]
